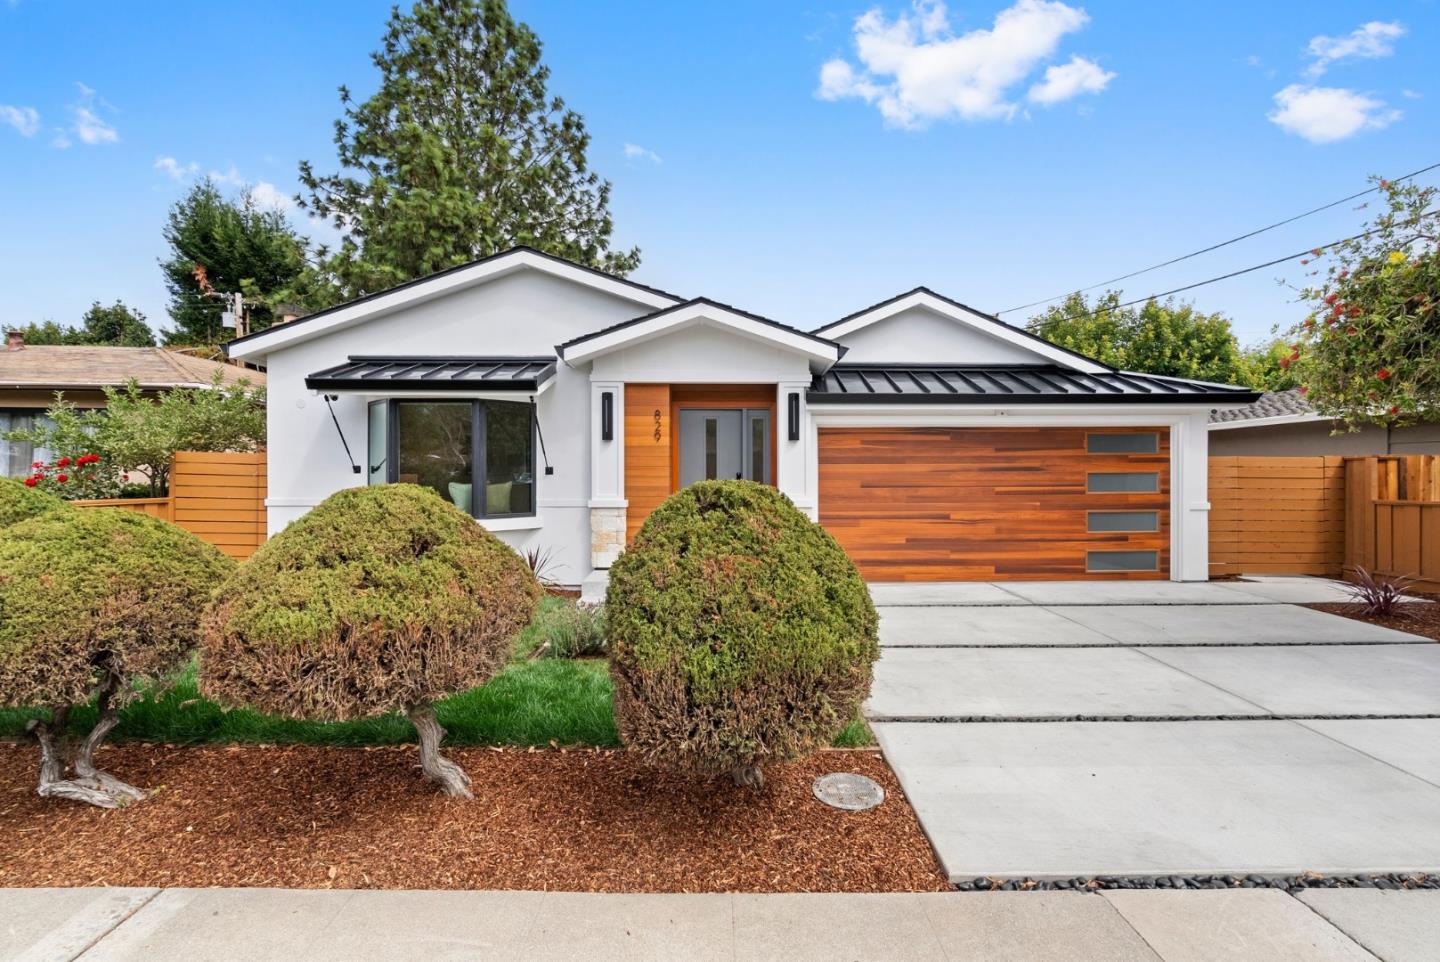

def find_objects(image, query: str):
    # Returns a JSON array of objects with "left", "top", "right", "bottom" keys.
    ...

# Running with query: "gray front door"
[{"left": 679, "top": 408, "right": 771, "bottom": 487}]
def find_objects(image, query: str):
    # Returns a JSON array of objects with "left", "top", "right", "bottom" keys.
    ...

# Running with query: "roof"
[
  {"left": 305, "top": 356, "right": 555, "bottom": 393},
  {"left": 812, "top": 286, "right": 1113, "bottom": 375},
  {"left": 225, "top": 247, "right": 683, "bottom": 360},
  {"left": 1209, "top": 388, "right": 1318, "bottom": 426},
  {"left": 808, "top": 364, "right": 1262, "bottom": 405},
  {"left": 557, "top": 297, "right": 845, "bottom": 369},
  {"left": 0, "top": 346, "right": 263, "bottom": 391}
]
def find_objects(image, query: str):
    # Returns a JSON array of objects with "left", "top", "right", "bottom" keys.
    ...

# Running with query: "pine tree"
[{"left": 297, "top": 0, "right": 639, "bottom": 299}]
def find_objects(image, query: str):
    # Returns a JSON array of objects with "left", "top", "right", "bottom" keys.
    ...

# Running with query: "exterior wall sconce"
[
  {"left": 600, "top": 391, "right": 614, "bottom": 441},
  {"left": 787, "top": 392, "right": 800, "bottom": 442}
]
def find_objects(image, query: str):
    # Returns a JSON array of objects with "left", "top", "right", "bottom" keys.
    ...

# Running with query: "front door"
[{"left": 678, "top": 408, "right": 771, "bottom": 487}]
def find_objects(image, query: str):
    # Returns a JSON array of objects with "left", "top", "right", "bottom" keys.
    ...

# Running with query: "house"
[
  {"left": 1210, "top": 388, "right": 1440, "bottom": 456},
  {"left": 0, "top": 332, "right": 263, "bottom": 477},
  {"left": 225, "top": 248, "right": 1258, "bottom": 587}
]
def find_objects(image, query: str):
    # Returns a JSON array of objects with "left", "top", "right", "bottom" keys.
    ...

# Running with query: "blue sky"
[{"left": 1, "top": 1, "right": 1435, "bottom": 347}]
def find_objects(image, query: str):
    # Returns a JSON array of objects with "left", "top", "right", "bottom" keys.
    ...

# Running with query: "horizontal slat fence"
[
  {"left": 1209, "top": 456, "right": 1345, "bottom": 577},
  {"left": 73, "top": 451, "right": 266, "bottom": 560},
  {"left": 1345, "top": 456, "right": 1440, "bottom": 592}
]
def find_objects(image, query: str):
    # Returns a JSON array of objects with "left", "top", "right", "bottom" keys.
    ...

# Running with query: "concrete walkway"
[
  {"left": 7, "top": 886, "right": 1440, "bottom": 962},
  {"left": 867, "top": 577, "right": 1440, "bottom": 882}
]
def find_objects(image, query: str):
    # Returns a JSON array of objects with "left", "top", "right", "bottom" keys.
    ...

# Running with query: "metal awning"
[
  {"left": 305, "top": 356, "right": 556, "bottom": 393},
  {"left": 808, "top": 364, "right": 1261, "bottom": 404}
]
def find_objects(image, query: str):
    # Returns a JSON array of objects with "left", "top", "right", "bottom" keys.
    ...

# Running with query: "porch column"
[
  {"left": 776, "top": 380, "right": 815, "bottom": 518},
  {"left": 588, "top": 381, "right": 626, "bottom": 569}
]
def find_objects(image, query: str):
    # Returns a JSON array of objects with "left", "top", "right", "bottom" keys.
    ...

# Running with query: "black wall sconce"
[
  {"left": 787, "top": 392, "right": 800, "bottom": 441},
  {"left": 600, "top": 391, "right": 615, "bottom": 441}
]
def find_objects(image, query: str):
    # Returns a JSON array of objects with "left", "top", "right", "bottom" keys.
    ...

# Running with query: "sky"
[{"left": 1, "top": 1, "right": 1436, "bottom": 348}]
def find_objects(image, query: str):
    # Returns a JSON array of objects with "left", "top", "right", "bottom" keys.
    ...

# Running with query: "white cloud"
[
  {"left": 154, "top": 155, "right": 198, "bottom": 181},
  {"left": 0, "top": 104, "right": 39, "bottom": 136},
  {"left": 816, "top": 0, "right": 1105, "bottom": 128},
  {"left": 247, "top": 181, "right": 294, "bottom": 211},
  {"left": 208, "top": 164, "right": 244, "bottom": 186},
  {"left": 68, "top": 82, "right": 117, "bottom": 144},
  {"left": 1402, "top": 89, "right": 1422, "bottom": 100},
  {"left": 1268, "top": 84, "right": 1400, "bottom": 143},
  {"left": 1304, "top": 21, "right": 1404, "bottom": 78},
  {"left": 623, "top": 142, "right": 662, "bottom": 164},
  {"left": 1027, "top": 54, "right": 1113, "bottom": 105}
]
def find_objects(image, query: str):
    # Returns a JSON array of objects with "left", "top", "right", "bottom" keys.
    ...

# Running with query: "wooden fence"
[
  {"left": 1345, "top": 455, "right": 1440, "bottom": 591},
  {"left": 74, "top": 451, "right": 266, "bottom": 560},
  {"left": 1208, "top": 456, "right": 1346, "bottom": 577}
]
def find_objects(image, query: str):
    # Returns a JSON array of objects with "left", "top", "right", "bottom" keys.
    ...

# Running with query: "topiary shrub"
[
  {"left": 0, "top": 476, "right": 70, "bottom": 528},
  {"left": 606, "top": 480, "right": 879, "bottom": 788},
  {"left": 200, "top": 484, "right": 542, "bottom": 798},
  {"left": 0, "top": 508, "right": 234, "bottom": 807}
]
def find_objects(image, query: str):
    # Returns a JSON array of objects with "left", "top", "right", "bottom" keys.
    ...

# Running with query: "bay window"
[{"left": 368, "top": 398, "right": 535, "bottom": 518}]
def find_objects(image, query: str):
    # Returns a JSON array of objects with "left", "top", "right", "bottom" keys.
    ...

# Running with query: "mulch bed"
[
  {"left": 1307, "top": 601, "right": 1440, "bottom": 643},
  {"left": 0, "top": 744, "right": 948, "bottom": 893}
]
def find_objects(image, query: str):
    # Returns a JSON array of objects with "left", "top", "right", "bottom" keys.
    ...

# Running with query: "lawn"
[{"left": 0, "top": 596, "right": 874, "bottom": 748}]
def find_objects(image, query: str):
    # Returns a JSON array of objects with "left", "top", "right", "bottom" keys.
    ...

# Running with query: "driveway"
[{"left": 867, "top": 577, "right": 1440, "bottom": 881}]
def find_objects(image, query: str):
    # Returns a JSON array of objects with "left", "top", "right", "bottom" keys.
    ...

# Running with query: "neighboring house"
[
  {"left": 0, "top": 331, "right": 263, "bottom": 476},
  {"left": 1210, "top": 389, "right": 1440, "bottom": 456},
  {"left": 225, "top": 248, "right": 1258, "bottom": 587}
]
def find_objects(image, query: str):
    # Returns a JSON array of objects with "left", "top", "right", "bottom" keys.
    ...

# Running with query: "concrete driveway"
[{"left": 867, "top": 577, "right": 1440, "bottom": 881}]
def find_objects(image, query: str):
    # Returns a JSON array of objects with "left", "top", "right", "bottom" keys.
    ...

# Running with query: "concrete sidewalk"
[{"left": 6, "top": 886, "right": 1440, "bottom": 962}]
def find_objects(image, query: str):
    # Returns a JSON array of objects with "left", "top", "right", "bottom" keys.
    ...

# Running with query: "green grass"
[{"left": 0, "top": 596, "right": 876, "bottom": 749}]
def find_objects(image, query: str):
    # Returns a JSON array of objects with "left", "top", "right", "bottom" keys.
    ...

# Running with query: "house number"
[{"left": 653, "top": 409, "right": 662, "bottom": 443}]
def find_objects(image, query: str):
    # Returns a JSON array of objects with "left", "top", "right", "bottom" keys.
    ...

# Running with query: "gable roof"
[
  {"left": 225, "top": 247, "right": 684, "bottom": 361},
  {"left": 557, "top": 297, "right": 845, "bottom": 369},
  {"left": 0, "top": 346, "right": 263, "bottom": 391},
  {"left": 810, "top": 363, "right": 1261, "bottom": 405},
  {"left": 813, "top": 286, "right": 1113, "bottom": 375}
]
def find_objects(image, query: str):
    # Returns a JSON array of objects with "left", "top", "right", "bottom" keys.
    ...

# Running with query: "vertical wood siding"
[{"left": 623, "top": 384, "right": 671, "bottom": 542}]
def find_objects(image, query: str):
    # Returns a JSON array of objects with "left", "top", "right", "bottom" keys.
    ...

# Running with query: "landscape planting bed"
[
  {"left": 0, "top": 744, "right": 947, "bottom": 893},
  {"left": 1308, "top": 601, "right": 1440, "bottom": 643}
]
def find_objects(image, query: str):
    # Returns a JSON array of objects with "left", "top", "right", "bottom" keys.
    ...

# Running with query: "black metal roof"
[
  {"left": 305, "top": 356, "right": 556, "bottom": 393},
  {"left": 808, "top": 364, "right": 1261, "bottom": 404}
]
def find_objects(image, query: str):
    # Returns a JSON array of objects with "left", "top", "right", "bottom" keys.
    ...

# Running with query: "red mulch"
[
  {"left": 0, "top": 744, "right": 948, "bottom": 893},
  {"left": 1308, "top": 601, "right": 1440, "bottom": 643}
]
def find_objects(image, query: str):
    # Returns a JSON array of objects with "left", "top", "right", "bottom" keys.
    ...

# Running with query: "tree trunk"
[
  {"left": 406, "top": 704, "right": 473, "bottom": 799},
  {"left": 71, "top": 673, "right": 145, "bottom": 803},
  {"left": 731, "top": 764, "right": 765, "bottom": 790},
  {"left": 28, "top": 705, "right": 126, "bottom": 808}
]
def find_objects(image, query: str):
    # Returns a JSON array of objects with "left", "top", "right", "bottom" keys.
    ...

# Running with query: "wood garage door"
[{"left": 818, "top": 426, "right": 1170, "bottom": 581}]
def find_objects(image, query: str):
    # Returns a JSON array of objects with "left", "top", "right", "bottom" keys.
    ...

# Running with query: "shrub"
[
  {"left": 537, "top": 602, "right": 608, "bottom": 659},
  {"left": 0, "top": 508, "right": 233, "bottom": 807},
  {"left": 1344, "top": 566, "right": 1412, "bottom": 617},
  {"left": 200, "top": 484, "right": 541, "bottom": 797},
  {"left": 0, "top": 476, "right": 69, "bottom": 528},
  {"left": 606, "top": 480, "right": 878, "bottom": 787}
]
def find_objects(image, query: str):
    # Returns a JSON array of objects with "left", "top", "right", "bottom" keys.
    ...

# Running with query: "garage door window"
[
  {"left": 1087, "top": 472, "right": 1159, "bottom": 493},
  {"left": 1087, "top": 432, "right": 1159, "bottom": 453},
  {"left": 1087, "top": 511, "right": 1159, "bottom": 532},
  {"left": 1087, "top": 550, "right": 1159, "bottom": 572}
]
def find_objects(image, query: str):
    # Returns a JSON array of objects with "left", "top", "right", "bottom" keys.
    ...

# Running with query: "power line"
[{"left": 997, "top": 160, "right": 1440, "bottom": 316}]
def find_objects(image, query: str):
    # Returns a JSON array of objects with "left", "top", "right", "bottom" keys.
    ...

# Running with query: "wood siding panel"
[
  {"left": 818, "top": 426, "right": 1169, "bottom": 581},
  {"left": 623, "top": 384, "right": 671, "bottom": 542}
]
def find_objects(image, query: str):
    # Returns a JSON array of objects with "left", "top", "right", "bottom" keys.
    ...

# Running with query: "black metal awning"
[
  {"left": 808, "top": 365, "right": 1261, "bottom": 404},
  {"left": 305, "top": 356, "right": 557, "bottom": 393}
]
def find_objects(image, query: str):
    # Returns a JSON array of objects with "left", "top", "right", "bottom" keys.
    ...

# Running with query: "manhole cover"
[{"left": 812, "top": 772, "right": 885, "bottom": 811}]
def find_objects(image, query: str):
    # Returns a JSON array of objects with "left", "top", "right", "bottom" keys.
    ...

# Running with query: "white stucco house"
[{"left": 226, "top": 247, "right": 1259, "bottom": 589}]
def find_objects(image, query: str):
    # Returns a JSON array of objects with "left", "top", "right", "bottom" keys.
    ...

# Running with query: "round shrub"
[
  {"left": 606, "top": 480, "right": 878, "bottom": 787},
  {"left": 0, "top": 508, "right": 234, "bottom": 806},
  {"left": 0, "top": 476, "right": 69, "bottom": 528},
  {"left": 201, "top": 483, "right": 541, "bottom": 797}
]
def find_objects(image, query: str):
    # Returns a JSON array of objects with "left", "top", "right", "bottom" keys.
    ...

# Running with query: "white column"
[
  {"left": 1173, "top": 411, "right": 1211, "bottom": 581},
  {"left": 588, "top": 381, "right": 626, "bottom": 569},
  {"left": 775, "top": 380, "right": 815, "bottom": 518}
]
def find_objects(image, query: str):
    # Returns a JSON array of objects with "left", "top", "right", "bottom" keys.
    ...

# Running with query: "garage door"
[{"left": 818, "top": 426, "right": 1169, "bottom": 581}]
